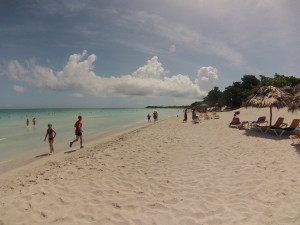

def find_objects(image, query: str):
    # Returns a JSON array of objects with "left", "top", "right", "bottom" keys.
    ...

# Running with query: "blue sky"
[{"left": 0, "top": 0, "right": 299, "bottom": 109}]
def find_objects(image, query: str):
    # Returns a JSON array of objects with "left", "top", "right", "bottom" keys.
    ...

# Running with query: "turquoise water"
[{"left": 0, "top": 108, "right": 178, "bottom": 161}]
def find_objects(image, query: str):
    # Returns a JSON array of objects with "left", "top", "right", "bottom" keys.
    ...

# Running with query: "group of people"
[
  {"left": 183, "top": 109, "right": 200, "bottom": 122},
  {"left": 147, "top": 111, "right": 159, "bottom": 123},
  {"left": 26, "top": 118, "right": 36, "bottom": 127},
  {"left": 43, "top": 115, "right": 84, "bottom": 155}
]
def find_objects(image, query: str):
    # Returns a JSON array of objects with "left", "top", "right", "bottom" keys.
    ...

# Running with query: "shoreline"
[{"left": 0, "top": 117, "right": 158, "bottom": 179}]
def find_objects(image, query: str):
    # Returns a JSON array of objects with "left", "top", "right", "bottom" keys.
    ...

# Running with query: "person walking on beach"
[
  {"left": 183, "top": 109, "right": 188, "bottom": 122},
  {"left": 44, "top": 123, "right": 56, "bottom": 155},
  {"left": 69, "top": 115, "right": 84, "bottom": 149},
  {"left": 147, "top": 113, "right": 151, "bottom": 122}
]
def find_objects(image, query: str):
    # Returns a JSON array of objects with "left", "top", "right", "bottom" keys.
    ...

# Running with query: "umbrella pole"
[{"left": 269, "top": 106, "right": 272, "bottom": 126}]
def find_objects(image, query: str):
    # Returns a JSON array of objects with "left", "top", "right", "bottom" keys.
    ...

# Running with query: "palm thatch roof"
[
  {"left": 194, "top": 104, "right": 209, "bottom": 113},
  {"left": 243, "top": 86, "right": 292, "bottom": 109},
  {"left": 282, "top": 86, "right": 294, "bottom": 94},
  {"left": 293, "top": 83, "right": 300, "bottom": 93},
  {"left": 243, "top": 86, "right": 292, "bottom": 126},
  {"left": 289, "top": 92, "right": 300, "bottom": 112}
]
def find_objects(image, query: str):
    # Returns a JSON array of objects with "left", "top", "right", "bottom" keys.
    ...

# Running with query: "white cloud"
[
  {"left": 132, "top": 56, "right": 167, "bottom": 79},
  {"left": 13, "top": 85, "right": 27, "bottom": 93},
  {"left": 197, "top": 66, "right": 218, "bottom": 80},
  {"left": 195, "top": 66, "right": 219, "bottom": 91},
  {"left": 122, "top": 11, "right": 248, "bottom": 69},
  {"left": 6, "top": 51, "right": 207, "bottom": 99}
]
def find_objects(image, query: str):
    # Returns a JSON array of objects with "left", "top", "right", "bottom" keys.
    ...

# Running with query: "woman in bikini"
[{"left": 44, "top": 123, "right": 56, "bottom": 155}]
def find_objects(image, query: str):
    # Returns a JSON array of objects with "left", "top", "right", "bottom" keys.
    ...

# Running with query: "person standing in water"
[
  {"left": 44, "top": 123, "right": 56, "bottom": 155},
  {"left": 26, "top": 119, "right": 29, "bottom": 127},
  {"left": 32, "top": 118, "right": 36, "bottom": 126},
  {"left": 147, "top": 113, "right": 151, "bottom": 122},
  {"left": 69, "top": 115, "right": 84, "bottom": 149}
]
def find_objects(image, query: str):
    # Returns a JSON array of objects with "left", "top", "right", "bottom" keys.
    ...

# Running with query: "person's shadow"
[
  {"left": 291, "top": 143, "right": 300, "bottom": 155},
  {"left": 35, "top": 153, "right": 49, "bottom": 158},
  {"left": 64, "top": 150, "right": 77, "bottom": 154}
]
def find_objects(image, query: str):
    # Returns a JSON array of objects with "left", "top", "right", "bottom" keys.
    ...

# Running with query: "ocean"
[{"left": 0, "top": 108, "right": 179, "bottom": 162}]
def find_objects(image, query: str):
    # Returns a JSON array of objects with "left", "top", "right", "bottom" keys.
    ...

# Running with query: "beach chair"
[
  {"left": 289, "top": 135, "right": 300, "bottom": 144},
  {"left": 249, "top": 116, "right": 268, "bottom": 128},
  {"left": 229, "top": 121, "right": 248, "bottom": 129},
  {"left": 211, "top": 112, "right": 220, "bottom": 119},
  {"left": 270, "top": 119, "right": 300, "bottom": 136},
  {"left": 257, "top": 117, "right": 287, "bottom": 133},
  {"left": 229, "top": 123, "right": 241, "bottom": 128},
  {"left": 204, "top": 113, "right": 210, "bottom": 119},
  {"left": 192, "top": 116, "right": 201, "bottom": 124},
  {"left": 229, "top": 116, "right": 248, "bottom": 129}
]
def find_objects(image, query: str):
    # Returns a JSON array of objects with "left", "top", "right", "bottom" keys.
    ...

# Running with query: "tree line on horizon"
[{"left": 191, "top": 73, "right": 300, "bottom": 109}]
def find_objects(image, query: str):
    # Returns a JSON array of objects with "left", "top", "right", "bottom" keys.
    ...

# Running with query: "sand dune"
[{"left": 1, "top": 107, "right": 300, "bottom": 225}]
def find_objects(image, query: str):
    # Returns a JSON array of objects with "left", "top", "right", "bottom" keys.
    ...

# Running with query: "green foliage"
[
  {"left": 259, "top": 75, "right": 274, "bottom": 86},
  {"left": 203, "top": 87, "right": 222, "bottom": 106},
  {"left": 241, "top": 75, "right": 260, "bottom": 89},
  {"left": 285, "top": 76, "right": 300, "bottom": 87},
  {"left": 195, "top": 73, "right": 300, "bottom": 109},
  {"left": 211, "top": 75, "right": 260, "bottom": 108},
  {"left": 259, "top": 73, "right": 300, "bottom": 87},
  {"left": 273, "top": 73, "right": 292, "bottom": 87}
]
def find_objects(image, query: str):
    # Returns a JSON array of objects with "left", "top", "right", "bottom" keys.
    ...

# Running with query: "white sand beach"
[{"left": 1, "top": 107, "right": 300, "bottom": 225}]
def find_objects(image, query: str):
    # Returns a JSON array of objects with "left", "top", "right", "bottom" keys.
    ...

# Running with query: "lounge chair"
[
  {"left": 204, "top": 113, "right": 210, "bottom": 119},
  {"left": 229, "top": 116, "right": 248, "bottom": 129},
  {"left": 211, "top": 112, "right": 220, "bottom": 119},
  {"left": 289, "top": 135, "right": 300, "bottom": 144},
  {"left": 229, "top": 123, "right": 242, "bottom": 128},
  {"left": 257, "top": 117, "right": 287, "bottom": 133},
  {"left": 270, "top": 119, "right": 300, "bottom": 136},
  {"left": 192, "top": 116, "right": 201, "bottom": 124},
  {"left": 249, "top": 116, "right": 268, "bottom": 128},
  {"left": 229, "top": 121, "right": 248, "bottom": 129}
]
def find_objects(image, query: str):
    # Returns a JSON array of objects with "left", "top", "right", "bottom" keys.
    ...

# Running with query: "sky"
[{"left": 0, "top": 0, "right": 300, "bottom": 109}]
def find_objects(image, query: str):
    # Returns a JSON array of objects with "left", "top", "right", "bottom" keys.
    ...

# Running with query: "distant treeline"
[{"left": 192, "top": 73, "right": 300, "bottom": 109}]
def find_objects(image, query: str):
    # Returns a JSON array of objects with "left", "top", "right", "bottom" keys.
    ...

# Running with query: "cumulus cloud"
[
  {"left": 195, "top": 66, "right": 219, "bottom": 91},
  {"left": 6, "top": 51, "right": 209, "bottom": 99},
  {"left": 132, "top": 56, "right": 168, "bottom": 79},
  {"left": 13, "top": 85, "right": 27, "bottom": 93}
]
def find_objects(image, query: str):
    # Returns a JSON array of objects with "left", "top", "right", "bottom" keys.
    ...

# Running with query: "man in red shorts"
[{"left": 69, "top": 115, "right": 84, "bottom": 149}]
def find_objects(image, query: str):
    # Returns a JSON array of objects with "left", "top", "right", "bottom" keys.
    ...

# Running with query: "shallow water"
[{"left": 0, "top": 108, "right": 178, "bottom": 161}]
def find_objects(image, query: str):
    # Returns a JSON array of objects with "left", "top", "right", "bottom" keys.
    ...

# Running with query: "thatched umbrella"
[
  {"left": 243, "top": 86, "right": 292, "bottom": 126},
  {"left": 289, "top": 92, "right": 300, "bottom": 112},
  {"left": 196, "top": 103, "right": 209, "bottom": 113},
  {"left": 282, "top": 86, "right": 294, "bottom": 94},
  {"left": 293, "top": 83, "right": 300, "bottom": 93}
]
